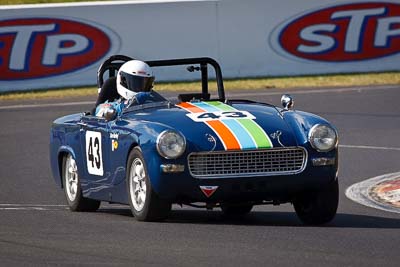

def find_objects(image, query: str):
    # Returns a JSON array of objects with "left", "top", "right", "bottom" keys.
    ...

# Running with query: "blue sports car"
[{"left": 50, "top": 55, "right": 339, "bottom": 225}]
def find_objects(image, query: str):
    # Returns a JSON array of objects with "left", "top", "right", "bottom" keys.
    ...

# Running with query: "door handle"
[{"left": 77, "top": 122, "right": 88, "bottom": 127}]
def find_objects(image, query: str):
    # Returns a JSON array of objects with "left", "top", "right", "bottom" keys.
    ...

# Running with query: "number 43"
[
  {"left": 85, "top": 131, "right": 104, "bottom": 176},
  {"left": 187, "top": 111, "right": 255, "bottom": 122}
]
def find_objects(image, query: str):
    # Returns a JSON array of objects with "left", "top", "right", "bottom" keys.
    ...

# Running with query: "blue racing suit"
[{"left": 95, "top": 92, "right": 163, "bottom": 117}]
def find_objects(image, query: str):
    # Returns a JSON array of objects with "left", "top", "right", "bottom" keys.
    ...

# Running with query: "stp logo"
[
  {"left": 271, "top": 2, "right": 400, "bottom": 62},
  {"left": 0, "top": 18, "right": 114, "bottom": 80}
]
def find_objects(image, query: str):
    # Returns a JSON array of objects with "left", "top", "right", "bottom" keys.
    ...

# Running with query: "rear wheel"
[
  {"left": 221, "top": 203, "right": 253, "bottom": 218},
  {"left": 293, "top": 179, "right": 339, "bottom": 225},
  {"left": 127, "top": 147, "right": 171, "bottom": 221},
  {"left": 62, "top": 153, "right": 100, "bottom": 212}
]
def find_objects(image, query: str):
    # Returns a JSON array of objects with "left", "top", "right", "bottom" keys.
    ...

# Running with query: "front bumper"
[{"left": 149, "top": 151, "right": 338, "bottom": 204}]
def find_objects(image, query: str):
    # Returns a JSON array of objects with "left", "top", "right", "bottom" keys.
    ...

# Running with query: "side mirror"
[
  {"left": 104, "top": 107, "right": 117, "bottom": 121},
  {"left": 281, "top": 94, "right": 294, "bottom": 110}
]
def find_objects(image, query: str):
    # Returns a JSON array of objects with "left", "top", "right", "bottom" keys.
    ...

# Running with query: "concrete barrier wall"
[{"left": 1, "top": 0, "right": 399, "bottom": 92}]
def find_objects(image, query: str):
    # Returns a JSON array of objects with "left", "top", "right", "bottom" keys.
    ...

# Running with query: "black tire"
[
  {"left": 221, "top": 203, "right": 253, "bottom": 218},
  {"left": 62, "top": 154, "right": 100, "bottom": 212},
  {"left": 126, "top": 147, "right": 171, "bottom": 221},
  {"left": 293, "top": 179, "right": 339, "bottom": 225}
]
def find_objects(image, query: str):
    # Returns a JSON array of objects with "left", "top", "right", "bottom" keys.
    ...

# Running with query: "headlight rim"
[
  {"left": 156, "top": 129, "right": 186, "bottom": 159},
  {"left": 308, "top": 124, "right": 338, "bottom": 152}
]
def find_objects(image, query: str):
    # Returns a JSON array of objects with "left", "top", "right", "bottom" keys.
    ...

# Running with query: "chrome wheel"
[
  {"left": 62, "top": 153, "right": 100, "bottom": 212},
  {"left": 65, "top": 154, "right": 78, "bottom": 202},
  {"left": 127, "top": 147, "right": 171, "bottom": 221},
  {"left": 129, "top": 158, "right": 147, "bottom": 212}
]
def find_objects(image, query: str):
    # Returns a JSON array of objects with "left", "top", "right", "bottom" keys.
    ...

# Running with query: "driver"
[{"left": 96, "top": 60, "right": 162, "bottom": 117}]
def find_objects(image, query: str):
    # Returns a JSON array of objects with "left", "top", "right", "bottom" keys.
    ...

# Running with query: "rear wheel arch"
[
  {"left": 58, "top": 152, "right": 67, "bottom": 188},
  {"left": 61, "top": 151, "right": 100, "bottom": 212}
]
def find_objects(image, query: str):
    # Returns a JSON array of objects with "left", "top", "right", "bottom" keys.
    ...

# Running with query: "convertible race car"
[{"left": 50, "top": 55, "right": 339, "bottom": 225}]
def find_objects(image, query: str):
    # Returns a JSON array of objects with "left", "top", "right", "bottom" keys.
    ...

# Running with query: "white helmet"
[{"left": 116, "top": 60, "right": 155, "bottom": 100}]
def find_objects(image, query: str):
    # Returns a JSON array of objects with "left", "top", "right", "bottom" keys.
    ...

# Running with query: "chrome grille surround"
[{"left": 188, "top": 147, "right": 307, "bottom": 179}]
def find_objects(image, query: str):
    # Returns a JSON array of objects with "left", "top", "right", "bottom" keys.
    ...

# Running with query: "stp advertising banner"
[{"left": 0, "top": 0, "right": 399, "bottom": 92}]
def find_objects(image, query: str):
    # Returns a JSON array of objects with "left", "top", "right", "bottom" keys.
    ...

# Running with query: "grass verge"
[
  {"left": 0, "top": 72, "right": 400, "bottom": 100},
  {"left": 0, "top": 72, "right": 399, "bottom": 101}
]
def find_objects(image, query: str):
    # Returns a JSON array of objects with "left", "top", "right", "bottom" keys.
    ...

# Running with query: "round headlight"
[
  {"left": 308, "top": 124, "right": 338, "bottom": 152},
  {"left": 156, "top": 130, "right": 186, "bottom": 159}
]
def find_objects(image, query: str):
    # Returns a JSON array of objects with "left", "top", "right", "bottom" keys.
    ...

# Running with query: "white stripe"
[
  {"left": 0, "top": 204, "right": 68, "bottom": 211},
  {"left": 0, "top": 0, "right": 210, "bottom": 10},
  {"left": 226, "top": 85, "right": 399, "bottom": 98},
  {"left": 0, "top": 203, "right": 127, "bottom": 211},
  {"left": 0, "top": 207, "right": 49, "bottom": 211},
  {"left": 1, "top": 85, "right": 398, "bottom": 110},
  {"left": 0, "top": 101, "right": 93, "bottom": 110},
  {"left": 0, "top": 204, "right": 67, "bottom": 207},
  {"left": 339, "top": 144, "right": 400, "bottom": 151}
]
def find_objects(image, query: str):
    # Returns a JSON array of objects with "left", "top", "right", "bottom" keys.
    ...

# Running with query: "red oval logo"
[
  {"left": 274, "top": 2, "right": 400, "bottom": 62},
  {"left": 0, "top": 18, "right": 113, "bottom": 80}
]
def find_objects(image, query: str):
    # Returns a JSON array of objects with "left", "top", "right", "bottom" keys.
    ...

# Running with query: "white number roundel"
[
  {"left": 186, "top": 111, "right": 255, "bottom": 122},
  {"left": 85, "top": 131, "right": 103, "bottom": 176}
]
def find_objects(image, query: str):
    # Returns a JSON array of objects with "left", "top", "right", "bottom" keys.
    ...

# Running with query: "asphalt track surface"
[{"left": 1, "top": 85, "right": 400, "bottom": 266}]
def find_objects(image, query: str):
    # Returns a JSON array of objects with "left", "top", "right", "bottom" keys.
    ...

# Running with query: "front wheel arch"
[
  {"left": 125, "top": 142, "right": 139, "bottom": 171},
  {"left": 126, "top": 146, "right": 171, "bottom": 221}
]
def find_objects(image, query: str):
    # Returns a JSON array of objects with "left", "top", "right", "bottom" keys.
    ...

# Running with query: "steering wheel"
[{"left": 97, "top": 55, "right": 134, "bottom": 89}]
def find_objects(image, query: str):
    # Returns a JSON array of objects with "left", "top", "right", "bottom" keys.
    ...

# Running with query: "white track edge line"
[
  {"left": 1, "top": 85, "right": 398, "bottom": 110},
  {"left": 339, "top": 145, "right": 400, "bottom": 151}
]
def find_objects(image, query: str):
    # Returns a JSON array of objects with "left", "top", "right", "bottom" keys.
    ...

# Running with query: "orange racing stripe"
[
  {"left": 176, "top": 102, "right": 241, "bottom": 150},
  {"left": 177, "top": 102, "right": 204, "bottom": 113},
  {"left": 206, "top": 120, "right": 241, "bottom": 150}
]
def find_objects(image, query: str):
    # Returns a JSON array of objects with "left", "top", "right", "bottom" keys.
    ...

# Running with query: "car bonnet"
[{"left": 124, "top": 101, "right": 298, "bottom": 151}]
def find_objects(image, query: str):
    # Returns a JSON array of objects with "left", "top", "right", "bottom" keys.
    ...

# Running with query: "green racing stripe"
[{"left": 205, "top": 101, "right": 273, "bottom": 148}]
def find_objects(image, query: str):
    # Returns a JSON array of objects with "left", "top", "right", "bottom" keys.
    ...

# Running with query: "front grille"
[{"left": 188, "top": 147, "right": 307, "bottom": 178}]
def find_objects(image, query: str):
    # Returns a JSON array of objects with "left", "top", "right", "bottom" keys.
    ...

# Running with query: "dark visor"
[{"left": 119, "top": 71, "right": 155, "bottom": 93}]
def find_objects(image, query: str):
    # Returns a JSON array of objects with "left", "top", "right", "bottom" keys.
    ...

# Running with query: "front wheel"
[
  {"left": 293, "top": 179, "right": 339, "bottom": 225},
  {"left": 127, "top": 147, "right": 171, "bottom": 221},
  {"left": 62, "top": 153, "right": 100, "bottom": 212}
]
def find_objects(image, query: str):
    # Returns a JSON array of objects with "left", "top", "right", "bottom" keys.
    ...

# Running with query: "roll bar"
[{"left": 97, "top": 55, "right": 225, "bottom": 100}]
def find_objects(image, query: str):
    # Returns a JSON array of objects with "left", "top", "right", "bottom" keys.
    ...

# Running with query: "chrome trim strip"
[
  {"left": 160, "top": 164, "right": 185, "bottom": 173},
  {"left": 187, "top": 147, "right": 308, "bottom": 179},
  {"left": 311, "top": 157, "right": 335, "bottom": 166}
]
